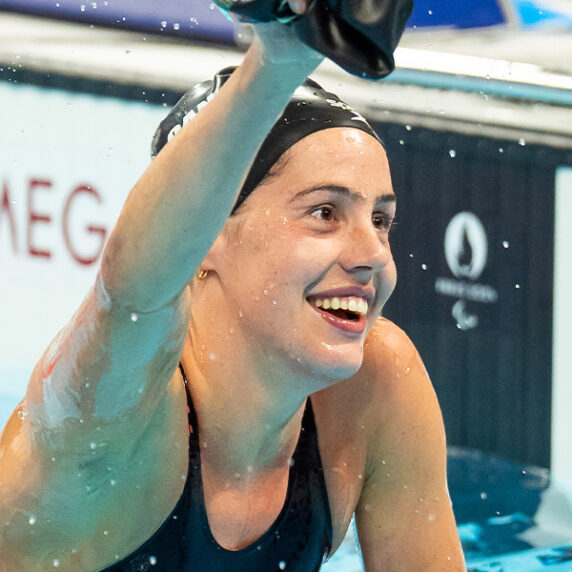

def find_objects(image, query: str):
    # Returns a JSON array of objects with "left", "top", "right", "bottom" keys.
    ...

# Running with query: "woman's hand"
[{"left": 249, "top": 0, "right": 324, "bottom": 72}]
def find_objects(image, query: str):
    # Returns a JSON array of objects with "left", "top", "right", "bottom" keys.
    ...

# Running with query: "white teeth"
[{"left": 311, "top": 296, "right": 369, "bottom": 316}]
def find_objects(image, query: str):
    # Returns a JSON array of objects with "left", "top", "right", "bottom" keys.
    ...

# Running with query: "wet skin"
[{"left": 0, "top": 63, "right": 464, "bottom": 572}]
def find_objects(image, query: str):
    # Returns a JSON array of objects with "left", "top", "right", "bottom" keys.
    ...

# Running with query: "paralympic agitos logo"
[{"left": 435, "top": 212, "right": 498, "bottom": 331}]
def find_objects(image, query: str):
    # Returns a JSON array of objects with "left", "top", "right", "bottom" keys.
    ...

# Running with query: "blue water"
[{"left": 322, "top": 447, "right": 572, "bottom": 571}]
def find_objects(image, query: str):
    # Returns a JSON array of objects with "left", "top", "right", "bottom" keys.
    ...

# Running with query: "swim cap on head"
[{"left": 151, "top": 67, "right": 382, "bottom": 213}]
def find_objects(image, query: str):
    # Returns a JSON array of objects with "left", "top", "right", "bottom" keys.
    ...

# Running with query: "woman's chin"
[{"left": 292, "top": 345, "right": 364, "bottom": 385}]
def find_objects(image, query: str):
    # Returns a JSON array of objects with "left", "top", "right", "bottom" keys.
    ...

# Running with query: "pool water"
[{"left": 322, "top": 447, "right": 572, "bottom": 571}]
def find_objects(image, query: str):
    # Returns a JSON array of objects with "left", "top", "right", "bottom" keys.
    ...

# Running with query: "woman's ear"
[{"left": 199, "top": 230, "right": 228, "bottom": 274}]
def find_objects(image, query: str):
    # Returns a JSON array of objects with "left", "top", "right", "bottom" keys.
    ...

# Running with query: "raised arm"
[
  {"left": 355, "top": 319, "right": 465, "bottom": 571},
  {"left": 0, "top": 20, "right": 322, "bottom": 571}
]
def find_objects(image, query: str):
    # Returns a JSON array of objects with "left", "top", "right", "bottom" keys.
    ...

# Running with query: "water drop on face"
[
  {"left": 17, "top": 408, "right": 28, "bottom": 420},
  {"left": 208, "top": 353, "right": 216, "bottom": 361},
  {"left": 428, "top": 514, "right": 436, "bottom": 522},
  {"left": 279, "top": 561, "right": 287, "bottom": 570}
]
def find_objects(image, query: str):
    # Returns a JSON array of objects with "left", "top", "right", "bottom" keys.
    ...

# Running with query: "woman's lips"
[{"left": 309, "top": 303, "right": 367, "bottom": 334}]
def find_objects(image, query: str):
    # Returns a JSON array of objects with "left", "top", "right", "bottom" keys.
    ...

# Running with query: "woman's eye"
[
  {"left": 310, "top": 206, "right": 335, "bottom": 221},
  {"left": 372, "top": 212, "right": 393, "bottom": 231}
]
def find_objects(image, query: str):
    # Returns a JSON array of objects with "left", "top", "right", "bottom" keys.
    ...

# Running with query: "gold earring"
[{"left": 195, "top": 269, "right": 208, "bottom": 280}]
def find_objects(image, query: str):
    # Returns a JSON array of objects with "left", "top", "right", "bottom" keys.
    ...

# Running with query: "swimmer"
[{"left": 0, "top": 6, "right": 465, "bottom": 571}]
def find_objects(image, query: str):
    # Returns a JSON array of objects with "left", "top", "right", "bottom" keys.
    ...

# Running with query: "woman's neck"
[{"left": 179, "top": 320, "right": 310, "bottom": 478}]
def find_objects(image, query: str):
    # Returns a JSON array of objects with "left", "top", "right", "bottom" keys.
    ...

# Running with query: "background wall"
[{"left": 0, "top": 79, "right": 166, "bottom": 421}]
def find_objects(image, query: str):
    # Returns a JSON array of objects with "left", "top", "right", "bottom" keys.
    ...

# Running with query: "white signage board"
[
  {"left": 552, "top": 166, "right": 572, "bottom": 485},
  {"left": 0, "top": 80, "right": 166, "bottom": 425}
]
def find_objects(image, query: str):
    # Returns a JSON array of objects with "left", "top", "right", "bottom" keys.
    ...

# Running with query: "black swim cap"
[{"left": 151, "top": 67, "right": 382, "bottom": 213}]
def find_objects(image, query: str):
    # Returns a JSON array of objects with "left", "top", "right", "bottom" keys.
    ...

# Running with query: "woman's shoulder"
[{"left": 313, "top": 317, "right": 433, "bottom": 430}]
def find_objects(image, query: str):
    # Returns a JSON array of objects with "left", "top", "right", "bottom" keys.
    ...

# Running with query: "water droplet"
[
  {"left": 110, "top": 479, "right": 117, "bottom": 486},
  {"left": 161, "top": 21, "right": 167, "bottom": 28},
  {"left": 428, "top": 514, "right": 436, "bottom": 522},
  {"left": 103, "top": 530, "right": 109, "bottom": 535},
  {"left": 173, "top": 22, "right": 180, "bottom": 30},
  {"left": 480, "top": 491, "right": 488, "bottom": 500},
  {"left": 90, "top": 442, "right": 97, "bottom": 450},
  {"left": 405, "top": 367, "right": 411, "bottom": 375},
  {"left": 515, "top": 284, "right": 520, "bottom": 289},
  {"left": 279, "top": 561, "right": 287, "bottom": 570},
  {"left": 405, "top": 124, "right": 412, "bottom": 131},
  {"left": 149, "top": 556, "right": 157, "bottom": 566},
  {"left": 208, "top": 353, "right": 216, "bottom": 361},
  {"left": 53, "top": 559, "right": 60, "bottom": 567},
  {"left": 499, "top": 147, "right": 504, "bottom": 153},
  {"left": 17, "top": 407, "right": 28, "bottom": 420},
  {"left": 518, "top": 138, "right": 526, "bottom": 146},
  {"left": 449, "top": 149, "right": 456, "bottom": 158},
  {"left": 421, "top": 264, "right": 427, "bottom": 270},
  {"left": 28, "top": 515, "right": 36, "bottom": 525},
  {"left": 130, "top": 313, "right": 138, "bottom": 322},
  {"left": 503, "top": 240, "right": 510, "bottom": 248},
  {"left": 399, "top": 139, "right": 405, "bottom": 145}
]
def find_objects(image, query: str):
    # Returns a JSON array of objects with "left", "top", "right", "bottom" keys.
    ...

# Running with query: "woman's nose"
[{"left": 340, "top": 224, "right": 392, "bottom": 279}]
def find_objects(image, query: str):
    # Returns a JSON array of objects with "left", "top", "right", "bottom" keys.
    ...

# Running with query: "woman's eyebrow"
[{"left": 291, "top": 184, "right": 395, "bottom": 203}]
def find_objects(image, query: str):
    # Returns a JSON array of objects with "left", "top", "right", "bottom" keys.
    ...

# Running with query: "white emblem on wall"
[
  {"left": 435, "top": 211, "right": 498, "bottom": 331},
  {"left": 444, "top": 211, "right": 488, "bottom": 280}
]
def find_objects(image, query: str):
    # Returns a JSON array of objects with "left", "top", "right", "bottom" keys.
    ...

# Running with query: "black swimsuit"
[{"left": 103, "top": 371, "right": 333, "bottom": 571}]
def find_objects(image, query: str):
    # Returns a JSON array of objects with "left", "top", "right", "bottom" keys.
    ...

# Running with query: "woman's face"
[{"left": 207, "top": 127, "right": 397, "bottom": 382}]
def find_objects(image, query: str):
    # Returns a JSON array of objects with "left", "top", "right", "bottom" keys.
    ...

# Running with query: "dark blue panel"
[
  {"left": 408, "top": 0, "right": 507, "bottom": 28},
  {"left": 0, "top": 0, "right": 235, "bottom": 42}
]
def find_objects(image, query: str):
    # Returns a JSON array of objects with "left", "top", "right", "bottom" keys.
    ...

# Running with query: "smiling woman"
[{"left": 0, "top": 8, "right": 464, "bottom": 572}]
